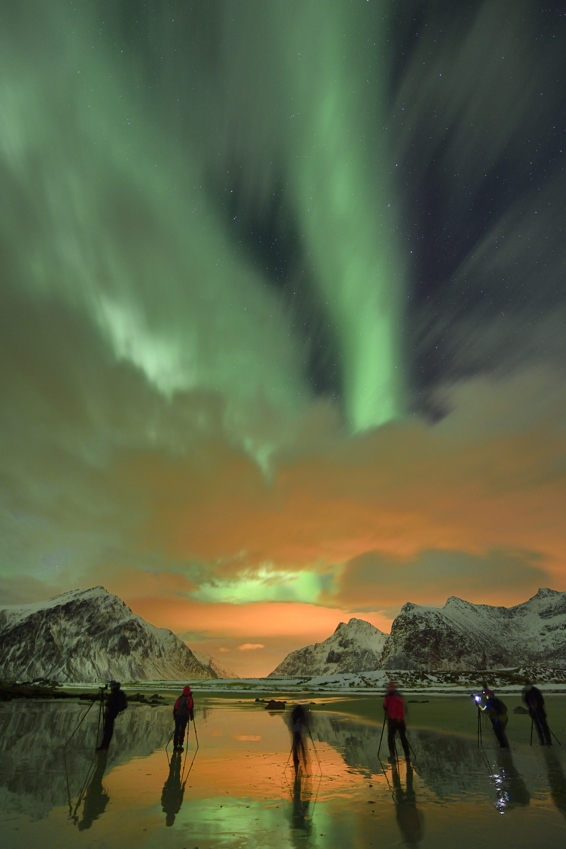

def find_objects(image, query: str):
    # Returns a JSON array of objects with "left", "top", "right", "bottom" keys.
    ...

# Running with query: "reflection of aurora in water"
[{"left": 0, "top": 702, "right": 566, "bottom": 848}]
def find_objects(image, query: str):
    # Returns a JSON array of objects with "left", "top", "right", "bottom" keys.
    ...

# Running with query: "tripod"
[
  {"left": 165, "top": 717, "right": 200, "bottom": 792},
  {"left": 63, "top": 687, "right": 106, "bottom": 751},
  {"left": 284, "top": 725, "right": 321, "bottom": 774},
  {"left": 377, "top": 713, "right": 386, "bottom": 759},
  {"left": 477, "top": 706, "right": 484, "bottom": 748},
  {"left": 378, "top": 715, "right": 417, "bottom": 765},
  {"left": 305, "top": 724, "right": 322, "bottom": 771},
  {"left": 529, "top": 715, "right": 562, "bottom": 746},
  {"left": 94, "top": 687, "right": 106, "bottom": 749}
]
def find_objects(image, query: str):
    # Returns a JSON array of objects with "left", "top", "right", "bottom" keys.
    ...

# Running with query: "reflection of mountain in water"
[
  {"left": 310, "top": 714, "right": 379, "bottom": 777},
  {"left": 311, "top": 714, "right": 543, "bottom": 807},
  {"left": 0, "top": 702, "right": 181, "bottom": 820},
  {"left": 409, "top": 729, "right": 490, "bottom": 799}
]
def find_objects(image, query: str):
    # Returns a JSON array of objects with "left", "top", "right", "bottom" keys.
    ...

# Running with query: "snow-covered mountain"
[
  {"left": 268, "top": 618, "right": 388, "bottom": 677},
  {"left": 0, "top": 586, "right": 215, "bottom": 683},
  {"left": 192, "top": 650, "right": 240, "bottom": 679},
  {"left": 381, "top": 588, "right": 566, "bottom": 670},
  {"left": 268, "top": 589, "right": 566, "bottom": 675}
]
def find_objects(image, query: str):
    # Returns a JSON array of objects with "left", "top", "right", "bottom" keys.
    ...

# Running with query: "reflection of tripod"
[
  {"left": 391, "top": 761, "right": 424, "bottom": 845},
  {"left": 65, "top": 744, "right": 110, "bottom": 827},
  {"left": 63, "top": 686, "right": 106, "bottom": 751},
  {"left": 75, "top": 749, "right": 110, "bottom": 830}
]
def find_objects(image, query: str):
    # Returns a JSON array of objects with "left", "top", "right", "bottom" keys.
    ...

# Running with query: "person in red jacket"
[
  {"left": 172, "top": 685, "right": 194, "bottom": 752},
  {"left": 384, "top": 681, "right": 411, "bottom": 762}
]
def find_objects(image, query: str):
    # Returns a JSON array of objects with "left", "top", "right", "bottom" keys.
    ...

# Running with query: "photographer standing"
[
  {"left": 290, "top": 703, "right": 309, "bottom": 771},
  {"left": 522, "top": 681, "right": 552, "bottom": 746},
  {"left": 96, "top": 681, "right": 128, "bottom": 751},
  {"left": 384, "top": 681, "right": 411, "bottom": 763},
  {"left": 480, "top": 689, "right": 509, "bottom": 748},
  {"left": 172, "top": 685, "right": 194, "bottom": 752}
]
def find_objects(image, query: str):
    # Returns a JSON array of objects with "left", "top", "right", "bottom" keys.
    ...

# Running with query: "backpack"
[
  {"left": 176, "top": 694, "right": 193, "bottom": 719},
  {"left": 116, "top": 690, "right": 128, "bottom": 713},
  {"left": 384, "top": 693, "right": 405, "bottom": 721}
]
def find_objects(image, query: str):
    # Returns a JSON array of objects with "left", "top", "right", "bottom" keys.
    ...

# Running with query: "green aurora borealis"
[
  {"left": 1, "top": 1, "right": 402, "bottom": 435},
  {"left": 1, "top": 1, "right": 566, "bottom": 674}
]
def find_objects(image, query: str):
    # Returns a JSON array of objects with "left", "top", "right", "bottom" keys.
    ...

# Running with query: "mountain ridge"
[
  {"left": 192, "top": 650, "right": 240, "bottom": 679},
  {"left": 268, "top": 617, "right": 388, "bottom": 677},
  {"left": 269, "top": 588, "right": 566, "bottom": 676},
  {"left": 0, "top": 586, "right": 216, "bottom": 683}
]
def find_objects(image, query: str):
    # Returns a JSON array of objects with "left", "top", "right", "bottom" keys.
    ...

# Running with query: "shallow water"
[{"left": 1, "top": 700, "right": 565, "bottom": 848}]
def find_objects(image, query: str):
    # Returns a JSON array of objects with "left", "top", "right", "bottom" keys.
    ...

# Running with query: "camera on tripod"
[{"left": 470, "top": 692, "right": 484, "bottom": 705}]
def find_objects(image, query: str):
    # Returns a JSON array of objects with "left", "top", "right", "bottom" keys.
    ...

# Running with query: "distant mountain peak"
[
  {"left": 444, "top": 596, "right": 473, "bottom": 607},
  {"left": 271, "top": 588, "right": 566, "bottom": 675},
  {"left": 383, "top": 588, "right": 566, "bottom": 671},
  {"left": 334, "top": 617, "right": 374, "bottom": 633},
  {"left": 270, "top": 617, "right": 388, "bottom": 677},
  {"left": 192, "top": 650, "right": 239, "bottom": 679},
  {"left": 56, "top": 585, "right": 108, "bottom": 597},
  {"left": 0, "top": 587, "right": 215, "bottom": 683},
  {"left": 533, "top": 587, "right": 561, "bottom": 599}
]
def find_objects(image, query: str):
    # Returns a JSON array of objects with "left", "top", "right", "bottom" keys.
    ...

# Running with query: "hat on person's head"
[
  {"left": 387, "top": 681, "right": 397, "bottom": 691},
  {"left": 109, "top": 680, "right": 120, "bottom": 688},
  {"left": 183, "top": 685, "right": 191, "bottom": 695}
]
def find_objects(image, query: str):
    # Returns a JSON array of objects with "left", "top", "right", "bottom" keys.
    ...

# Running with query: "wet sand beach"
[{"left": 0, "top": 695, "right": 565, "bottom": 848}]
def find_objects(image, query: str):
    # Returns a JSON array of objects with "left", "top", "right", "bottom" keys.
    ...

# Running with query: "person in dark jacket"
[
  {"left": 96, "top": 680, "right": 127, "bottom": 751},
  {"left": 522, "top": 681, "right": 552, "bottom": 746},
  {"left": 173, "top": 685, "right": 194, "bottom": 752},
  {"left": 480, "top": 689, "right": 509, "bottom": 748},
  {"left": 384, "top": 682, "right": 411, "bottom": 762}
]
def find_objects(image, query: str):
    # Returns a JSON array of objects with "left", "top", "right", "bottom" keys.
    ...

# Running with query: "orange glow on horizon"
[{"left": 122, "top": 595, "right": 393, "bottom": 677}]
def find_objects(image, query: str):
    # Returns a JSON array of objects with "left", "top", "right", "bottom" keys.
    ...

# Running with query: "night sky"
[{"left": 1, "top": 1, "right": 565, "bottom": 675}]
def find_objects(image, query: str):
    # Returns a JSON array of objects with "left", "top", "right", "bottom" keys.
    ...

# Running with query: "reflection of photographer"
[
  {"left": 384, "top": 682, "right": 411, "bottom": 762},
  {"left": 161, "top": 752, "right": 184, "bottom": 827},
  {"left": 492, "top": 748, "right": 530, "bottom": 813},
  {"left": 472, "top": 689, "right": 509, "bottom": 748},
  {"left": 77, "top": 750, "right": 110, "bottom": 830},
  {"left": 290, "top": 768, "right": 312, "bottom": 836},
  {"left": 96, "top": 681, "right": 128, "bottom": 751},
  {"left": 392, "top": 761, "right": 424, "bottom": 846}
]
